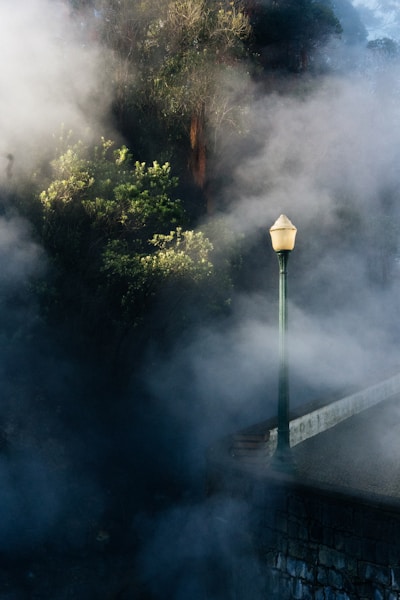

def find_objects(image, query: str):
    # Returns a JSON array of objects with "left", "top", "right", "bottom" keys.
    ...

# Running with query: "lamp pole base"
[{"left": 271, "top": 448, "right": 297, "bottom": 475}]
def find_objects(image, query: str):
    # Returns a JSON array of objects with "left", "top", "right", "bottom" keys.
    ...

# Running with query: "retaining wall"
[
  {"left": 207, "top": 373, "right": 400, "bottom": 599},
  {"left": 207, "top": 465, "right": 400, "bottom": 600},
  {"left": 259, "top": 480, "right": 400, "bottom": 600}
]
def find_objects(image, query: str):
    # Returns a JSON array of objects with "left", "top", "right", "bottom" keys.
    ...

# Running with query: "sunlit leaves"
[
  {"left": 145, "top": 0, "right": 251, "bottom": 118},
  {"left": 36, "top": 136, "right": 219, "bottom": 331},
  {"left": 93, "top": 0, "right": 251, "bottom": 136},
  {"left": 40, "top": 147, "right": 94, "bottom": 208},
  {"left": 144, "top": 227, "right": 214, "bottom": 281},
  {"left": 101, "top": 226, "right": 216, "bottom": 325}
]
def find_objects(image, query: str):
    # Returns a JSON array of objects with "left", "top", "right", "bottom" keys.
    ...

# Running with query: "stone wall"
[
  {"left": 261, "top": 480, "right": 400, "bottom": 600},
  {"left": 207, "top": 373, "right": 400, "bottom": 599},
  {"left": 208, "top": 466, "right": 400, "bottom": 600}
]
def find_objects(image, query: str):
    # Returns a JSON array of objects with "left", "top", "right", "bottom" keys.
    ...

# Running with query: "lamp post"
[{"left": 269, "top": 215, "right": 297, "bottom": 472}]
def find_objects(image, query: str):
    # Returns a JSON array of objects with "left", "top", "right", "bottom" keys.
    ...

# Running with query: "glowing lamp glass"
[{"left": 270, "top": 214, "right": 297, "bottom": 252}]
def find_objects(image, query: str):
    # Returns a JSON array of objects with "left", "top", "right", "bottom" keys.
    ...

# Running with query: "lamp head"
[{"left": 270, "top": 214, "right": 297, "bottom": 252}]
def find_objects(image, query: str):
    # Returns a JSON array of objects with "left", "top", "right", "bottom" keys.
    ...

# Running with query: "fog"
[
  {"left": 0, "top": 0, "right": 119, "bottom": 563},
  {"left": 149, "top": 59, "right": 400, "bottom": 444},
  {"left": 135, "top": 33, "right": 400, "bottom": 600},
  {"left": 0, "top": 0, "right": 399, "bottom": 598},
  {"left": 223, "top": 65, "right": 400, "bottom": 388},
  {"left": 0, "top": 0, "right": 111, "bottom": 177},
  {"left": 0, "top": 0, "right": 114, "bottom": 587}
]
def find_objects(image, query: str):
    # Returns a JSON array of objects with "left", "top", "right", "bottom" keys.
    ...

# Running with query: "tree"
[
  {"left": 78, "top": 0, "right": 253, "bottom": 214},
  {"left": 30, "top": 135, "right": 229, "bottom": 358}
]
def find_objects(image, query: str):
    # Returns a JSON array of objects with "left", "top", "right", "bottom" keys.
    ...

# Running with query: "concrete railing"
[{"left": 268, "top": 372, "right": 400, "bottom": 450}]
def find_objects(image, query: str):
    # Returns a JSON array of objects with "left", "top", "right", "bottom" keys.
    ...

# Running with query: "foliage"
[
  {"left": 33, "top": 136, "right": 228, "bottom": 346},
  {"left": 142, "top": 228, "right": 214, "bottom": 281},
  {"left": 102, "top": 227, "right": 216, "bottom": 325},
  {"left": 79, "top": 0, "right": 253, "bottom": 212},
  {"left": 94, "top": 0, "right": 251, "bottom": 116},
  {"left": 142, "top": 0, "right": 251, "bottom": 117}
]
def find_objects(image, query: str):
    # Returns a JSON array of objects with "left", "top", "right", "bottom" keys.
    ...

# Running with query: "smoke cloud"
[
  {"left": 0, "top": 0, "right": 111, "bottom": 566},
  {"left": 0, "top": 0, "right": 112, "bottom": 178},
  {"left": 147, "top": 59, "right": 400, "bottom": 451},
  {"left": 1, "top": 1, "right": 400, "bottom": 597},
  {"left": 131, "top": 52, "right": 400, "bottom": 599},
  {"left": 227, "top": 72, "right": 400, "bottom": 228},
  {"left": 219, "top": 59, "right": 400, "bottom": 386}
]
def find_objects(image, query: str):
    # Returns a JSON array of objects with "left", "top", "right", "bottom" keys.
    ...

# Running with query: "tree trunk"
[{"left": 189, "top": 104, "right": 214, "bottom": 214}]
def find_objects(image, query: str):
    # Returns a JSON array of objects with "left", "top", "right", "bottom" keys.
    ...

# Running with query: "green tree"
[
  {"left": 33, "top": 136, "right": 225, "bottom": 354},
  {"left": 80, "top": 0, "right": 252, "bottom": 214}
]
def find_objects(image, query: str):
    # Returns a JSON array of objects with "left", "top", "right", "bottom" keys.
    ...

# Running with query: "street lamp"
[{"left": 269, "top": 214, "right": 297, "bottom": 472}]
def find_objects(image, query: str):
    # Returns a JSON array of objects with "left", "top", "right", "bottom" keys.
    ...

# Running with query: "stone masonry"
[
  {"left": 261, "top": 479, "right": 400, "bottom": 600},
  {"left": 207, "top": 374, "right": 400, "bottom": 600},
  {"left": 208, "top": 467, "right": 400, "bottom": 600}
]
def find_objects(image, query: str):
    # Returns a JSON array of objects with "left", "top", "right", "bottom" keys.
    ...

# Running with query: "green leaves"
[
  {"left": 144, "top": 0, "right": 251, "bottom": 117},
  {"left": 143, "top": 227, "right": 214, "bottom": 281},
  {"left": 35, "top": 136, "right": 221, "bottom": 335},
  {"left": 40, "top": 147, "right": 94, "bottom": 209}
]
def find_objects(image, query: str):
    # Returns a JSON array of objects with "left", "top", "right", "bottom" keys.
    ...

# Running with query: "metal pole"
[
  {"left": 277, "top": 250, "right": 290, "bottom": 451},
  {"left": 274, "top": 250, "right": 295, "bottom": 472}
]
